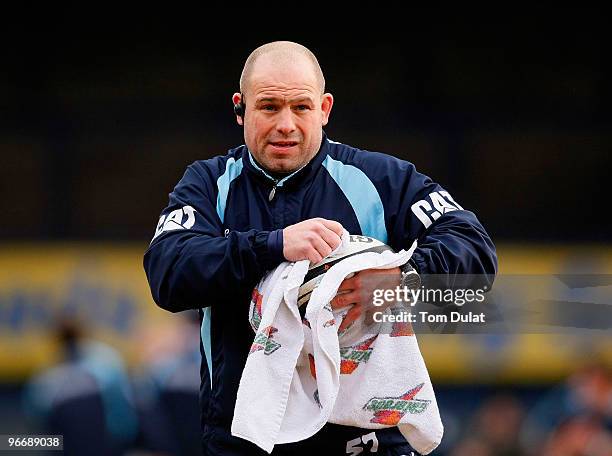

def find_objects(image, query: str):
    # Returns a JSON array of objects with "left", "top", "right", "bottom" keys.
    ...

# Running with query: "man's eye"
[
  {"left": 294, "top": 105, "right": 310, "bottom": 111},
  {"left": 262, "top": 105, "right": 276, "bottom": 111}
]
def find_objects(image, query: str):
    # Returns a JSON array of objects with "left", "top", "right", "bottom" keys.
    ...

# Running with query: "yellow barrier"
[{"left": 0, "top": 244, "right": 172, "bottom": 381}]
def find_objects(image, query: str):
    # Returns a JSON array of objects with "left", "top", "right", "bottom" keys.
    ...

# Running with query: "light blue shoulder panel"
[
  {"left": 216, "top": 157, "right": 244, "bottom": 223},
  {"left": 322, "top": 155, "right": 388, "bottom": 243}
]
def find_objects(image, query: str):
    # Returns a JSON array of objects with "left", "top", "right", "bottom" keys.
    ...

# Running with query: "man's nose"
[{"left": 275, "top": 107, "right": 296, "bottom": 135}]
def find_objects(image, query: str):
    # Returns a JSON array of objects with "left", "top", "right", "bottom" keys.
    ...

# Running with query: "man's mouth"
[{"left": 269, "top": 141, "right": 299, "bottom": 149}]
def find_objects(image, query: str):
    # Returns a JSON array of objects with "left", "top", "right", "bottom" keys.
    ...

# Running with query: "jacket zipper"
[{"left": 268, "top": 180, "right": 278, "bottom": 201}]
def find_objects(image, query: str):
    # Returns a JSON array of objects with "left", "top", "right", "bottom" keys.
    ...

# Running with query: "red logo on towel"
[
  {"left": 250, "top": 288, "right": 264, "bottom": 332},
  {"left": 308, "top": 353, "right": 316, "bottom": 379},
  {"left": 390, "top": 320, "right": 414, "bottom": 337},
  {"left": 323, "top": 318, "right": 336, "bottom": 327},
  {"left": 363, "top": 383, "right": 431, "bottom": 425},
  {"left": 340, "top": 335, "right": 377, "bottom": 374}
]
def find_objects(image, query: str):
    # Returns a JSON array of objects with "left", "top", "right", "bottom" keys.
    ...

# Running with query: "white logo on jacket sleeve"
[
  {"left": 152, "top": 205, "right": 196, "bottom": 240},
  {"left": 411, "top": 191, "right": 463, "bottom": 228}
]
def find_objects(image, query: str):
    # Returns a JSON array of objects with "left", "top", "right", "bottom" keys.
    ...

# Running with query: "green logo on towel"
[
  {"left": 249, "top": 325, "right": 281, "bottom": 355},
  {"left": 363, "top": 383, "right": 431, "bottom": 425},
  {"left": 340, "top": 335, "right": 377, "bottom": 374}
]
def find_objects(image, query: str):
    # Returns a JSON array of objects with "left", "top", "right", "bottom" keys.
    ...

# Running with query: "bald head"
[
  {"left": 232, "top": 41, "right": 334, "bottom": 174},
  {"left": 239, "top": 41, "right": 325, "bottom": 96}
]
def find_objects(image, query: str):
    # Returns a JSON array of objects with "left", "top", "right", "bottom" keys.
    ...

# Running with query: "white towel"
[{"left": 231, "top": 231, "right": 443, "bottom": 454}]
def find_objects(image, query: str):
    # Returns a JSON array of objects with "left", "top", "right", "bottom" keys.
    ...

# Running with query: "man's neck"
[
  {"left": 250, "top": 134, "right": 325, "bottom": 181},
  {"left": 267, "top": 169, "right": 292, "bottom": 180},
  {"left": 250, "top": 155, "right": 305, "bottom": 181}
]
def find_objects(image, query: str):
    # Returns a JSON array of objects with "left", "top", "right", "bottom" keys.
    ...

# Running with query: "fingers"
[
  {"left": 336, "top": 281, "right": 352, "bottom": 293},
  {"left": 318, "top": 219, "right": 344, "bottom": 237},
  {"left": 318, "top": 225, "right": 342, "bottom": 251},
  {"left": 331, "top": 290, "right": 359, "bottom": 309},
  {"left": 310, "top": 235, "right": 333, "bottom": 263},
  {"left": 308, "top": 219, "right": 343, "bottom": 262},
  {"left": 337, "top": 273, "right": 359, "bottom": 292},
  {"left": 310, "top": 218, "right": 342, "bottom": 252},
  {"left": 281, "top": 218, "right": 344, "bottom": 263}
]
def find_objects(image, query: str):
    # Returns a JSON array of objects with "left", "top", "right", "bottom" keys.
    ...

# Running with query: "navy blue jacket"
[{"left": 143, "top": 133, "right": 497, "bottom": 453}]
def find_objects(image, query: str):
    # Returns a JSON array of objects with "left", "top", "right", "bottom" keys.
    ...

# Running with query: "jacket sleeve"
[
  {"left": 143, "top": 161, "right": 285, "bottom": 313},
  {"left": 365, "top": 155, "right": 497, "bottom": 290}
]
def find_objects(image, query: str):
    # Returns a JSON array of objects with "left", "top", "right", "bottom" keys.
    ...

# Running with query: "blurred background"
[{"left": 1, "top": 12, "right": 610, "bottom": 455}]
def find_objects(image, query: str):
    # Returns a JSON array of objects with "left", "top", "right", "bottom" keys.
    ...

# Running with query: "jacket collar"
[{"left": 243, "top": 132, "right": 330, "bottom": 188}]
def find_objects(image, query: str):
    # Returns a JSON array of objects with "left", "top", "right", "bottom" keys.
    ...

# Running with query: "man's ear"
[
  {"left": 321, "top": 93, "right": 334, "bottom": 126},
  {"left": 232, "top": 92, "right": 243, "bottom": 126}
]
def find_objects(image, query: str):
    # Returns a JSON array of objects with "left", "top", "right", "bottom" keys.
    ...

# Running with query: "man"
[
  {"left": 24, "top": 318, "right": 138, "bottom": 456},
  {"left": 144, "top": 41, "right": 497, "bottom": 455}
]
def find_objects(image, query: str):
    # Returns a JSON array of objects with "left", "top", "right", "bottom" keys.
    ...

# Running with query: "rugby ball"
[{"left": 297, "top": 235, "right": 393, "bottom": 308}]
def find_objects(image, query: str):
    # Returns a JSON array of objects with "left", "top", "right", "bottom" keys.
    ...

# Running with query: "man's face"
[{"left": 233, "top": 56, "right": 333, "bottom": 173}]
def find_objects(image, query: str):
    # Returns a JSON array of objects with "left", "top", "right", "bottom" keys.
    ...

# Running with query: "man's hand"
[
  {"left": 283, "top": 218, "right": 344, "bottom": 264},
  {"left": 331, "top": 267, "right": 401, "bottom": 332}
]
